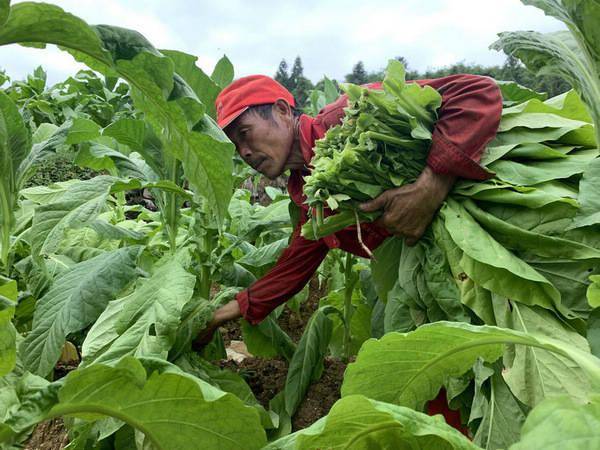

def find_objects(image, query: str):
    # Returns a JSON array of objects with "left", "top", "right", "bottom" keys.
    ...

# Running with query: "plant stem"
[
  {"left": 166, "top": 155, "right": 179, "bottom": 254},
  {"left": 342, "top": 252, "right": 358, "bottom": 362}
]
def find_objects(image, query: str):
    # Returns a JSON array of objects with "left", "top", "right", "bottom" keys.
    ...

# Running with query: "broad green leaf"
[
  {"left": 20, "top": 247, "right": 140, "bottom": 376},
  {"left": 509, "top": 394, "right": 600, "bottom": 450},
  {"left": 30, "top": 175, "right": 116, "bottom": 257},
  {"left": 74, "top": 142, "right": 145, "bottom": 178},
  {"left": 0, "top": 2, "right": 234, "bottom": 226},
  {"left": 503, "top": 303, "right": 590, "bottom": 407},
  {"left": 0, "top": 275, "right": 17, "bottom": 376},
  {"left": 589, "top": 275, "right": 600, "bottom": 308},
  {"left": 463, "top": 200, "right": 600, "bottom": 260},
  {"left": 102, "top": 118, "right": 145, "bottom": 151},
  {"left": 265, "top": 395, "right": 478, "bottom": 450},
  {"left": 472, "top": 372, "right": 526, "bottom": 450},
  {"left": 0, "top": 0, "right": 9, "bottom": 26},
  {"left": 495, "top": 79, "right": 547, "bottom": 105},
  {"left": 81, "top": 255, "right": 195, "bottom": 365},
  {"left": 0, "top": 90, "right": 30, "bottom": 266},
  {"left": 488, "top": 150, "right": 596, "bottom": 186},
  {"left": 20, "top": 180, "right": 78, "bottom": 204},
  {"left": 570, "top": 157, "right": 600, "bottom": 228},
  {"left": 371, "top": 237, "right": 403, "bottom": 303},
  {"left": 492, "top": 29, "right": 600, "bottom": 146},
  {"left": 174, "top": 352, "right": 273, "bottom": 429},
  {"left": 237, "top": 238, "right": 288, "bottom": 270},
  {"left": 284, "top": 306, "right": 336, "bottom": 416},
  {"left": 507, "top": 143, "right": 571, "bottom": 160},
  {"left": 162, "top": 49, "right": 221, "bottom": 119},
  {"left": 241, "top": 314, "right": 296, "bottom": 361},
  {"left": 66, "top": 117, "right": 101, "bottom": 144},
  {"left": 441, "top": 199, "right": 563, "bottom": 313},
  {"left": 341, "top": 321, "right": 600, "bottom": 411},
  {"left": 0, "top": 357, "right": 267, "bottom": 450},
  {"left": 211, "top": 55, "right": 234, "bottom": 89},
  {"left": 502, "top": 90, "right": 591, "bottom": 123}
]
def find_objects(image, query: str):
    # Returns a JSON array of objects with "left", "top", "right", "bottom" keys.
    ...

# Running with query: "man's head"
[{"left": 216, "top": 76, "right": 300, "bottom": 179}]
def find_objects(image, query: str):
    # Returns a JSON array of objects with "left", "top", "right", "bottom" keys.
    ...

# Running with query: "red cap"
[{"left": 215, "top": 75, "right": 295, "bottom": 129}]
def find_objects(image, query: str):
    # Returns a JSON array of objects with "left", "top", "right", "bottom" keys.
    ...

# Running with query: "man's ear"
[{"left": 272, "top": 99, "right": 292, "bottom": 118}]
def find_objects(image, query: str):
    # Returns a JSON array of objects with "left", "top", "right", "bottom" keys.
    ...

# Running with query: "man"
[{"left": 197, "top": 73, "right": 502, "bottom": 337}]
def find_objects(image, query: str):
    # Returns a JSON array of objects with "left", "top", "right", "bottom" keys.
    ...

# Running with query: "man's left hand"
[{"left": 359, "top": 166, "right": 455, "bottom": 246}]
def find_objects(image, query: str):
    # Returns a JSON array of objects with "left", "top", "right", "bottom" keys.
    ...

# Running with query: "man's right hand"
[{"left": 192, "top": 299, "right": 242, "bottom": 350}]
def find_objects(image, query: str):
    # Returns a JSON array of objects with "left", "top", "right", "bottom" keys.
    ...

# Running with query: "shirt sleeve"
[
  {"left": 235, "top": 225, "right": 329, "bottom": 324},
  {"left": 417, "top": 75, "right": 502, "bottom": 180}
]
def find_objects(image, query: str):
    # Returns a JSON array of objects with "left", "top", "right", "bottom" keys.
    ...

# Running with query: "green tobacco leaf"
[
  {"left": 463, "top": 200, "right": 600, "bottom": 260},
  {"left": 81, "top": 255, "right": 195, "bottom": 365},
  {"left": 29, "top": 175, "right": 116, "bottom": 257},
  {"left": 489, "top": 150, "right": 595, "bottom": 186},
  {"left": 473, "top": 372, "right": 526, "bottom": 450},
  {"left": 284, "top": 306, "right": 337, "bottom": 416},
  {"left": 571, "top": 157, "right": 600, "bottom": 229},
  {"left": 503, "top": 303, "right": 591, "bottom": 407},
  {"left": 509, "top": 394, "right": 600, "bottom": 450},
  {"left": 1, "top": 357, "right": 267, "bottom": 450},
  {"left": 162, "top": 49, "right": 221, "bottom": 119},
  {"left": 0, "top": 1, "right": 9, "bottom": 27},
  {"left": 20, "top": 247, "right": 140, "bottom": 376},
  {"left": 211, "top": 55, "right": 234, "bottom": 89},
  {"left": 0, "top": 90, "right": 30, "bottom": 266},
  {"left": 0, "top": 275, "right": 17, "bottom": 376},
  {"left": 75, "top": 142, "right": 145, "bottom": 178},
  {"left": 0, "top": 2, "right": 234, "bottom": 226},
  {"left": 237, "top": 238, "right": 288, "bottom": 270},
  {"left": 371, "top": 237, "right": 403, "bottom": 303},
  {"left": 265, "top": 395, "right": 478, "bottom": 450},
  {"left": 495, "top": 79, "right": 547, "bottom": 105},
  {"left": 102, "top": 118, "right": 145, "bottom": 151},
  {"left": 492, "top": 29, "right": 600, "bottom": 144},
  {"left": 341, "top": 321, "right": 600, "bottom": 411},
  {"left": 66, "top": 117, "right": 101, "bottom": 144},
  {"left": 174, "top": 352, "right": 272, "bottom": 429},
  {"left": 441, "top": 199, "right": 563, "bottom": 314},
  {"left": 589, "top": 275, "right": 600, "bottom": 308},
  {"left": 241, "top": 314, "right": 296, "bottom": 361}
]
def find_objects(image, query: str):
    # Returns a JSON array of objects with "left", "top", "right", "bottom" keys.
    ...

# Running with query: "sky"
[{"left": 0, "top": 0, "right": 565, "bottom": 85}]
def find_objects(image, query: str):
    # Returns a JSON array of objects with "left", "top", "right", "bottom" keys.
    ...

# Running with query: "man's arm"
[
  {"left": 196, "top": 224, "right": 329, "bottom": 342},
  {"left": 360, "top": 74, "right": 502, "bottom": 244}
]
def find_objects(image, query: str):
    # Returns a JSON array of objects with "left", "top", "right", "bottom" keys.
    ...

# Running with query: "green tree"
[
  {"left": 274, "top": 58, "right": 292, "bottom": 91},
  {"left": 289, "top": 56, "right": 313, "bottom": 107},
  {"left": 345, "top": 61, "right": 368, "bottom": 85}
]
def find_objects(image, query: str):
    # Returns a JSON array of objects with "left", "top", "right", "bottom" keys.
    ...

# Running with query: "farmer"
[
  {"left": 197, "top": 73, "right": 502, "bottom": 338},
  {"left": 196, "top": 72, "right": 502, "bottom": 434}
]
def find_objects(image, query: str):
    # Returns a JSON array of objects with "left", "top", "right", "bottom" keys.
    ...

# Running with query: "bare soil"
[{"left": 24, "top": 419, "right": 68, "bottom": 450}]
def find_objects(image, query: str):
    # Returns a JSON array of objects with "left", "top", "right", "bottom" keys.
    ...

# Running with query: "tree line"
[{"left": 274, "top": 55, "right": 570, "bottom": 109}]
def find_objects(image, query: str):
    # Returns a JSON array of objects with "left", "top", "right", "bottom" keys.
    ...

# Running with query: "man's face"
[{"left": 225, "top": 101, "right": 295, "bottom": 179}]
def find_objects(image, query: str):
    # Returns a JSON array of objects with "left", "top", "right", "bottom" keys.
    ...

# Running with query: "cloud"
[{"left": 0, "top": 0, "right": 566, "bottom": 85}]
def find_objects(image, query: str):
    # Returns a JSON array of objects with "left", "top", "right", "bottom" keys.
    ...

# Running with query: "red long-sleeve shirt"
[{"left": 236, "top": 74, "right": 502, "bottom": 324}]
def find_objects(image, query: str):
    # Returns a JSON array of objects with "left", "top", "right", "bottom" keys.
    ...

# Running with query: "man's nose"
[{"left": 239, "top": 145, "right": 252, "bottom": 160}]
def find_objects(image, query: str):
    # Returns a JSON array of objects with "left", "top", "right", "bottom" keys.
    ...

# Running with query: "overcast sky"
[{"left": 0, "top": 0, "right": 564, "bottom": 85}]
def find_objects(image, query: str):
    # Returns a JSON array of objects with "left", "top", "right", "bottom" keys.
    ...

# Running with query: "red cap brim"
[{"left": 218, "top": 106, "right": 249, "bottom": 129}]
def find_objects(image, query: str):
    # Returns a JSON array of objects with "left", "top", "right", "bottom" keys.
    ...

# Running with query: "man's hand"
[
  {"left": 359, "top": 166, "right": 456, "bottom": 246},
  {"left": 192, "top": 300, "right": 242, "bottom": 350}
]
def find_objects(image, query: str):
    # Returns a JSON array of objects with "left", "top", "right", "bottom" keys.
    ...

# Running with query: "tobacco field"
[{"left": 1, "top": 0, "right": 600, "bottom": 449}]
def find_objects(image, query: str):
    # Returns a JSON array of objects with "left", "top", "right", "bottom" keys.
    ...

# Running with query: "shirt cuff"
[
  {"left": 426, "top": 130, "right": 493, "bottom": 181},
  {"left": 235, "top": 289, "right": 260, "bottom": 325}
]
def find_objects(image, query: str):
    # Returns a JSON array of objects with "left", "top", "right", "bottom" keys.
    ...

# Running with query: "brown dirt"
[
  {"left": 219, "top": 355, "right": 347, "bottom": 430},
  {"left": 219, "top": 357, "right": 289, "bottom": 408},
  {"left": 24, "top": 419, "right": 68, "bottom": 450},
  {"left": 292, "top": 357, "right": 347, "bottom": 430}
]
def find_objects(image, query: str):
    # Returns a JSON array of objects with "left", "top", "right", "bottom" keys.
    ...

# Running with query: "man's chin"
[{"left": 259, "top": 167, "right": 284, "bottom": 180}]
